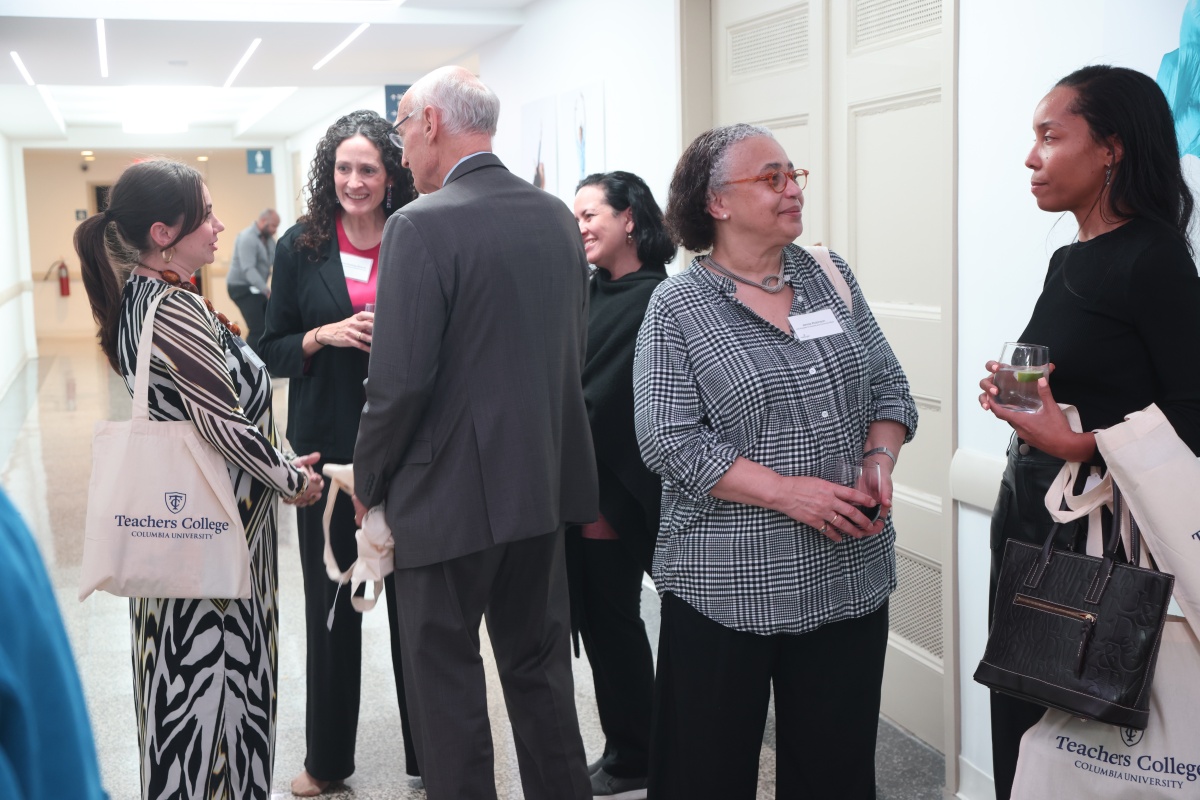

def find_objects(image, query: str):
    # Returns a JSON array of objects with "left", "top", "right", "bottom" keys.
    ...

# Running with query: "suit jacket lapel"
[{"left": 315, "top": 244, "right": 353, "bottom": 316}]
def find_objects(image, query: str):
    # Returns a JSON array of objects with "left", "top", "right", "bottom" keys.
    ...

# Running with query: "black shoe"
[
  {"left": 590, "top": 767, "right": 648, "bottom": 800},
  {"left": 587, "top": 757, "right": 607, "bottom": 776}
]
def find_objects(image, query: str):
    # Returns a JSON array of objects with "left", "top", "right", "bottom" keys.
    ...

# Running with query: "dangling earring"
[
  {"left": 626, "top": 231, "right": 634, "bottom": 245},
  {"left": 161, "top": 247, "right": 174, "bottom": 264},
  {"left": 1104, "top": 165, "right": 1112, "bottom": 187},
  {"left": 386, "top": 184, "right": 393, "bottom": 209}
]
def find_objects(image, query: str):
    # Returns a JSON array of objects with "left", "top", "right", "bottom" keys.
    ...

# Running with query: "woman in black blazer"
[{"left": 258, "top": 109, "right": 418, "bottom": 797}]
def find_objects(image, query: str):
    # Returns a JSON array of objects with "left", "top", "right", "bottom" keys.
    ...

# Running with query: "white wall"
[
  {"left": 477, "top": 0, "right": 680, "bottom": 221},
  {"left": 955, "top": 2, "right": 1188, "bottom": 796},
  {"left": 0, "top": 134, "right": 37, "bottom": 399},
  {"left": 282, "top": 89, "right": 382, "bottom": 231}
]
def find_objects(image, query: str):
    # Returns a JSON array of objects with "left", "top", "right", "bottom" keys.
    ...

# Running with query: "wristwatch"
[{"left": 863, "top": 446, "right": 897, "bottom": 466}]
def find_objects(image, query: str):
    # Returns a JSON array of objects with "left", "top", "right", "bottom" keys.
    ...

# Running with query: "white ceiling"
[{"left": 0, "top": 0, "right": 532, "bottom": 143}]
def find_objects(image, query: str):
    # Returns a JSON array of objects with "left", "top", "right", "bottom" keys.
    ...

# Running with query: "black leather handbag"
[{"left": 974, "top": 483, "right": 1174, "bottom": 729}]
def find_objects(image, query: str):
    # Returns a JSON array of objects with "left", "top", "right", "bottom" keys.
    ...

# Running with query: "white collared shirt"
[{"left": 443, "top": 151, "right": 491, "bottom": 186}]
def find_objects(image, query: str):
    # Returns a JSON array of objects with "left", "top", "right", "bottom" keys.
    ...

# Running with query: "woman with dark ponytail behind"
[{"left": 77, "top": 158, "right": 324, "bottom": 800}]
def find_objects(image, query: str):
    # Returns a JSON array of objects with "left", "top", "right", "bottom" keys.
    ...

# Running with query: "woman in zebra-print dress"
[{"left": 77, "top": 159, "right": 326, "bottom": 800}]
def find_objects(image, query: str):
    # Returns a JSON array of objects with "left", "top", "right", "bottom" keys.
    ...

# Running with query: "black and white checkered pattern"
[{"left": 633, "top": 244, "right": 918, "bottom": 634}]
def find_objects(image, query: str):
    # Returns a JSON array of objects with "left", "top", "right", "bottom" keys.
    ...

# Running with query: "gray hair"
[
  {"left": 258, "top": 208, "right": 278, "bottom": 221},
  {"left": 708, "top": 123, "right": 774, "bottom": 188},
  {"left": 405, "top": 66, "right": 500, "bottom": 137}
]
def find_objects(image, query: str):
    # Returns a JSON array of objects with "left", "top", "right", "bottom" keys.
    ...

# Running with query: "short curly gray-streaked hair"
[
  {"left": 404, "top": 65, "right": 500, "bottom": 137},
  {"left": 664, "top": 123, "right": 773, "bottom": 252}
]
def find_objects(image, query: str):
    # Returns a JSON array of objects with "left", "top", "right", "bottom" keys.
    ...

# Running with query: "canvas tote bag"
[
  {"left": 79, "top": 290, "right": 250, "bottom": 600},
  {"left": 1010, "top": 616, "right": 1200, "bottom": 799},
  {"left": 321, "top": 463, "right": 393, "bottom": 617},
  {"left": 1094, "top": 403, "right": 1200, "bottom": 633}
]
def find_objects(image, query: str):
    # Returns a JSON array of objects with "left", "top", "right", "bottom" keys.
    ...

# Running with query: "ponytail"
[{"left": 74, "top": 214, "right": 123, "bottom": 372}]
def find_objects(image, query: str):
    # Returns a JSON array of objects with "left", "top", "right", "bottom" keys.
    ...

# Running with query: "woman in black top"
[
  {"left": 568, "top": 171, "right": 673, "bottom": 799},
  {"left": 258, "top": 110, "right": 418, "bottom": 796},
  {"left": 979, "top": 65, "right": 1200, "bottom": 800}
]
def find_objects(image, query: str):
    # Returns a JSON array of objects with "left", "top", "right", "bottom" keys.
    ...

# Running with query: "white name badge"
[
  {"left": 788, "top": 308, "right": 844, "bottom": 341},
  {"left": 341, "top": 253, "right": 374, "bottom": 283}
]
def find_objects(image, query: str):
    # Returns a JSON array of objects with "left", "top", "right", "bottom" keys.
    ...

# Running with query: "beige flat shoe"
[{"left": 290, "top": 769, "right": 334, "bottom": 797}]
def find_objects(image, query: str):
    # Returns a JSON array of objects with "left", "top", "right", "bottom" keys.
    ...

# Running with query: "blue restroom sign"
[{"left": 246, "top": 149, "right": 272, "bottom": 174}]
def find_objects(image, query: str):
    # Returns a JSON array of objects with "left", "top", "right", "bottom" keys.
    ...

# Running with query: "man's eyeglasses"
[
  {"left": 388, "top": 109, "right": 414, "bottom": 150},
  {"left": 723, "top": 168, "right": 809, "bottom": 193}
]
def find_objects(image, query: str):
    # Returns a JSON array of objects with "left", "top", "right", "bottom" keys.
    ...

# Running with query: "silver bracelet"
[{"left": 863, "top": 446, "right": 897, "bottom": 466}]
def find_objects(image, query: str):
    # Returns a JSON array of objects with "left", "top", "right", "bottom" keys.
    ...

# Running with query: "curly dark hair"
[
  {"left": 576, "top": 171, "right": 675, "bottom": 272},
  {"left": 295, "top": 109, "right": 417, "bottom": 256},
  {"left": 664, "top": 123, "right": 772, "bottom": 252}
]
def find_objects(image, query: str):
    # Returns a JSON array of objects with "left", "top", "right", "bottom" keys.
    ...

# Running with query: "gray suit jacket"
[{"left": 354, "top": 153, "right": 598, "bottom": 568}]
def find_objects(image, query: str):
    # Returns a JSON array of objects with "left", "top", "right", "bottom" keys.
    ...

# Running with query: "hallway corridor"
[{"left": 0, "top": 340, "right": 944, "bottom": 799}]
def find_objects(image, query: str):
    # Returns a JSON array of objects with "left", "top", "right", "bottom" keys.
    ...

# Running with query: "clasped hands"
[
  {"left": 774, "top": 467, "right": 892, "bottom": 544},
  {"left": 285, "top": 452, "right": 325, "bottom": 507},
  {"left": 319, "top": 310, "right": 374, "bottom": 352}
]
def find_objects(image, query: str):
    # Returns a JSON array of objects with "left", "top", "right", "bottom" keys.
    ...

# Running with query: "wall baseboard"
[{"left": 956, "top": 755, "right": 995, "bottom": 800}]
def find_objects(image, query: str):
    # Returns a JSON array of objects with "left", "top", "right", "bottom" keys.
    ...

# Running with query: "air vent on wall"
[
  {"left": 854, "top": 0, "right": 941, "bottom": 48},
  {"left": 729, "top": 3, "right": 809, "bottom": 78},
  {"left": 890, "top": 548, "right": 943, "bottom": 660}
]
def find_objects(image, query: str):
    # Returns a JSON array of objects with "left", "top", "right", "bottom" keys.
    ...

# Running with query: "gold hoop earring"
[{"left": 161, "top": 247, "right": 174, "bottom": 264}]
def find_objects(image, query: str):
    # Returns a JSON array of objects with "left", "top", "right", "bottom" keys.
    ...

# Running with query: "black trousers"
[
  {"left": 296, "top": 473, "right": 419, "bottom": 781},
  {"left": 227, "top": 284, "right": 268, "bottom": 353},
  {"left": 391, "top": 530, "right": 590, "bottom": 800},
  {"left": 567, "top": 534, "right": 654, "bottom": 778},
  {"left": 648, "top": 593, "right": 889, "bottom": 800},
  {"left": 987, "top": 436, "right": 1079, "bottom": 800}
]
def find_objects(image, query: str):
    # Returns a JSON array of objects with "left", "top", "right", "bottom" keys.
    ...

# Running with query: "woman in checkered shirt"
[{"left": 633, "top": 124, "right": 917, "bottom": 799}]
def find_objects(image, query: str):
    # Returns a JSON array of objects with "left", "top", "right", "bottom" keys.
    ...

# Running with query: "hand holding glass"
[
  {"left": 994, "top": 342, "right": 1048, "bottom": 413},
  {"left": 851, "top": 461, "right": 884, "bottom": 525}
]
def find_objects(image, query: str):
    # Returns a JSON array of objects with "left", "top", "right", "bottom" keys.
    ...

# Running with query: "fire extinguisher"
[{"left": 58, "top": 261, "right": 70, "bottom": 296}]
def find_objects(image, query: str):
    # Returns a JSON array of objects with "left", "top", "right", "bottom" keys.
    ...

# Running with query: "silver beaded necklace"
[{"left": 702, "top": 253, "right": 787, "bottom": 294}]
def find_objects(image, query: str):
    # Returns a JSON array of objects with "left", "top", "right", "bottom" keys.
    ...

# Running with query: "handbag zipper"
[{"left": 1014, "top": 594, "right": 1096, "bottom": 675}]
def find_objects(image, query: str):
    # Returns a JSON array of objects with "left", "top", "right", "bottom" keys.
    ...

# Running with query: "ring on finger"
[
  {"left": 830, "top": 512, "right": 840, "bottom": 526},
  {"left": 819, "top": 522, "right": 829, "bottom": 533}
]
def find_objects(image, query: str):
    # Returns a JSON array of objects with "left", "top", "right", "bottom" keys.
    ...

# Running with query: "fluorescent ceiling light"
[
  {"left": 197, "top": 156, "right": 209, "bottom": 161},
  {"left": 96, "top": 19, "right": 108, "bottom": 78},
  {"left": 81, "top": 150, "right": 94, "bottom": 156},
  {"left": 10, "top": 52, "right": 34, "bottom": 86},
  {"left": 223, "top": 38, "right": 262, "bottom": 89},
  {"left": 313, "top": 23, "right": 368, "bottom": 71}
]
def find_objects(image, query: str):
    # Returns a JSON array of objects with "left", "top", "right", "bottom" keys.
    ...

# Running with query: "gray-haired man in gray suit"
[{"left": 353, "top": 67, "right": 598, "bottom": 800}]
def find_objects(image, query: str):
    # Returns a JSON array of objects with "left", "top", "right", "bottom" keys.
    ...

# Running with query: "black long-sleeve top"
[{"left": 1020, "top": 216, "right": 1200, "bottom": 454}]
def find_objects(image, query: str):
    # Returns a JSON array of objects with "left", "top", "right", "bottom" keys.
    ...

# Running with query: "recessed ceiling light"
[
  {"left": 313, "top": 23, "right": 369, "bottom": 71},
  {"left": 9, "top": 52, "right": 35, "bottom": 86},
  {"left": 96, "top": 19, "right": 108, "bottom": 79},
  {"left": 223, "top": 38, "right": 262, "bottom": 89},
  {"left": 197, "top": 156, "right": 209, "bottom": 162},
  {"left": 81, "top": 150, "right": 94, "bottom": 156},
  {"left": 84, "top": 156, "right": 96, "bottom": 162}
]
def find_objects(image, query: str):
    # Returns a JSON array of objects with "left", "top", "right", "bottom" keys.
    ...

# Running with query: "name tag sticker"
[
  {"left": 788, "top": 309, "right": 843, "bottom": 341},
  {"left": 341, "top": 253, "right": 374, "bottom": 283}
]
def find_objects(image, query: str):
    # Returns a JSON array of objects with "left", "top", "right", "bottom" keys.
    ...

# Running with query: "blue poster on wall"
[
  {"left": 385, "top": 85, "right": 411, "bottom": 124},
  {"left": 246, "top": 149, "right": 272, "bottom": 175}
]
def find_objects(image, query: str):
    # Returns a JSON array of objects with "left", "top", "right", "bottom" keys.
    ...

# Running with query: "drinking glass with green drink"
[{"left": 994, "top": 342, "right": 1049, "bottom": 413}]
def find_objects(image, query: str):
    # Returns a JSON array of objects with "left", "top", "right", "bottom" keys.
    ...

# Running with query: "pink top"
[{"left": 336, "top": 213, "right": 381, "bottom": 312}]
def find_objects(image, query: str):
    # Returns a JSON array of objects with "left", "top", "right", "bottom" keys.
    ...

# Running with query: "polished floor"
[{"left": 1, "top": 339, "right": 945, "bottom": 799}]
